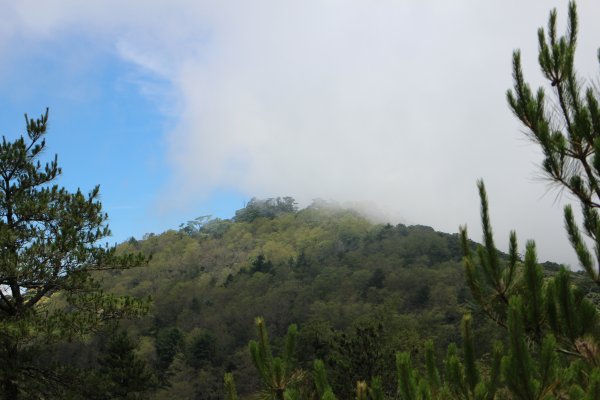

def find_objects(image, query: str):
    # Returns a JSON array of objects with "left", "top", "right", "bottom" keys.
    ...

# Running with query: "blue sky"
[
  {"left": 2, "top": 1, "right": 600, "bottom": 265},
  {"left": 0, "top": 33, "right": 247, "bottom": 244}
]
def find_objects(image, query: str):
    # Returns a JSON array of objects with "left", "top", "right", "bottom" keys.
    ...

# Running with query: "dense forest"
[
  {"left": 90, "top": 198, "right": 495, "bottom": 398},
  {"left": 51, "top": 193, "right": 600, "bottom": 399}
]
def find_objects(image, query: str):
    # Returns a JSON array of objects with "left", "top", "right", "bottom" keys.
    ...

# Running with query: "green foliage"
[
  {"left": 155, "top": 327, "right": 184, "bottom": 379},
  {"left": 500, "top": 297, "right": 543, "bottom": 399},
  {"left": 234, "top": 312, "right": 503, "bottom": 399},
  {"left": 185, "top": 328, "right": 218, "bottom": 369},
  {"left": 460, "top": 179, "right": 600, "bottom": 397},
  {"left": 368, "top": 377, "right": 384, "bottom": 400},
  {"left": 396, "top": 351, "right": 418, "bottom": 400},
  {"left": 460, "top": 181, "right": 518, "bottom": 329},
  {"left": 462, "top": 177, "right": 600, "bottom": 398},
  {"left": 250, "top": 254, "right": 275, "bottom": 274},
  {"left": 424, "top": 340, "right": 441, "bottom": 391},
  {"left": 394, "top": 313, "right": 501, "bottom": 400},
  {"left": 0, "top": 110, "right": 147, "bottom": 398},
  {"left": 178, "top": 215, "right": 212, "bottom": 236},
  {"left": 462, "top": 180, "right": 600, "bottom": 359},
  {"left": 249, "top": 317, "right": 305, "bottom": 400},
  {"left": 95, "top": 331, "right": 157, "bottom": 399},
  {"left": 327, "top": 319, "right": 391, "bottom": 398},
  {"left": 313, "top": 359, "right": 336, "bottom": 400},
  {"left": 235, "top": 197, "right": 298, "bottom": 223},
  {"left": 92, "top": 201, "right": 470, "bottom": 397},
  {"left": 507, "top": 1, "right": 600, "bottom": 287},
  {"left": 224, "top": 372, "right": 239, "bottom": 400}
]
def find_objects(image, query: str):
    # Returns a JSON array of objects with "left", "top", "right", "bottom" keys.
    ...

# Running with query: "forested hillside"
[{"left": 79, "top": 198, "right": 497, "bottom": 399}]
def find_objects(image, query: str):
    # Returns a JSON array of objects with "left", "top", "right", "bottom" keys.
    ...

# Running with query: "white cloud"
[{"left": 2, "top": 0, "right": 600, "bottom": 266}]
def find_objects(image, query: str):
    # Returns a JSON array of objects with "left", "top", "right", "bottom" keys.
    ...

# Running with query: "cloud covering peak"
[{"left": 3, "top": 1, "right": 600, "bottom": 265}]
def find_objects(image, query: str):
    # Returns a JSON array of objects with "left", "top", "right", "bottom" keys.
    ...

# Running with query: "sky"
[{"left": 1, "top": 1, "right": 599, "bottom": 267}]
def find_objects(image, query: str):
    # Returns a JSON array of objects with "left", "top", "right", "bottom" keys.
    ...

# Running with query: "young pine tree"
[{"left": 249, "top": 317, "right": 305, "bottom": 400}]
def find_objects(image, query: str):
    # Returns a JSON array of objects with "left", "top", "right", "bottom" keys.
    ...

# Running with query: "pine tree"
[
  {"left": 471, "top": 0, "right": 600, "bottom": 393},
  {"left": 223, "top": 373, "right": 239, "bottom": 400},
  {"left": 249, "top": 317, "right": 305, "bottom": 400},
  {"left": 0, "top": 110, "right": 148, "bottom": 398},
  {"left": 507, "top": 1, "right": 600, "bottom": 285},
  {"left": 313, "top": 360, "right": 337, "bottom": 400},
  {"left": 396, "top": 314, "right": 501, "bottom": 400},
  {"left": 96, "top": 331, "right": 157, "bottom": 399},
  {"left": 461, "top": 181, "right": 599, "bottom": 397}
]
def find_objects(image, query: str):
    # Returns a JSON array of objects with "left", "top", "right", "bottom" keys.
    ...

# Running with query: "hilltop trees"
[
  {"left": 234, "top": 197, "right": 298, "bottom": 223},
  {"left": 0, "top": 110, "right": 147, "bottom": 398}
]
